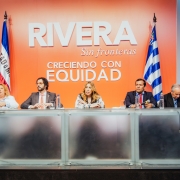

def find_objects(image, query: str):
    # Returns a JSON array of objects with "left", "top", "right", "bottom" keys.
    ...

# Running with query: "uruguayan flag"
[
  {"left": 0, "top": 16, "right": 10, "bottom": 90},
  {"left": 143, "top": 25, "right": 162, "bottom": 102}
]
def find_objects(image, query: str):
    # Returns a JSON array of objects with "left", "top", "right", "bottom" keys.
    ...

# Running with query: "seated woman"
[
  {"left": 75, "top": 81, "right": 105, "bottom": 109},
  {"left": 0, "top": 83, "right": 19, "bottom": 109}
]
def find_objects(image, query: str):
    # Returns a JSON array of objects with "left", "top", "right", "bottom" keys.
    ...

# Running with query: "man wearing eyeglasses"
[
  {"left": 21, "top": 77, "right": 57, "bottom": 109},
  {"left": 164, "top": 84, "right": 180, "bottom": 108}
]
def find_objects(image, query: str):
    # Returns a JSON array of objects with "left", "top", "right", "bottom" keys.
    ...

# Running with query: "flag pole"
[
  {"left": 4, "top": 11, "right": 7, "bottom": 20},
  {"left": 153, "top": 13, "right": 157, "bottom": 23}
]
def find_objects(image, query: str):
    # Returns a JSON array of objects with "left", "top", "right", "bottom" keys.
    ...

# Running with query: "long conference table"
[{"left": 0, "top": 108, "right": 180, "bottom": 169}]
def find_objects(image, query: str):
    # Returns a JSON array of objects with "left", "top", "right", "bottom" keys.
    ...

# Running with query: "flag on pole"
[
  {"left": 0, "top": 11, "right": 10, "bottom": 90},
  {"left": 143, "top": 14, "right": 162, "bottom": 102}
]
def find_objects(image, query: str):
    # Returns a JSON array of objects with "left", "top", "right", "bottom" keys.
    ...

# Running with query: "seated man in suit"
[
  {"left": 21, "top": 77, "right": 57, "bottom": 109},
  {"left": 164, "top": 84, "right": 180, "bottom": 108},
  {"left": 125, "top": 78, "right": 157, "bottom": 108}
]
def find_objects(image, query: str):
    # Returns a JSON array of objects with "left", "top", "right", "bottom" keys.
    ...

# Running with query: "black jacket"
[
  {"left": 125, "top": 91, "right": 157, "bottom": 108},
  {"left": 164, "top": 92, "right": 180, "bottom": 107}
]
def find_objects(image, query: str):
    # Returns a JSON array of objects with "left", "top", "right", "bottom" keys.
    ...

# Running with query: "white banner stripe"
[
  {"left": 146, "top": 69, "right": 161, "bottom": 85},
  {"left": 154, "top": 68, "right": 161, "bottom": 78},
  {"left": 1, "top": 44, "right": 9, "bottom": 63},
  {"left": 153, "top": 54, "right": 160, "bottom": 64},
  {"left": 144, "top": 54, "right": 153, "bottom": 76},
  {"left": 152, "top": 41, "right": 158, "bottom": 49},
  {"left": 144, "top": 54, "right": 160, "bottom": 79},
  {"left": 153, "top": 83, "right": 162, "bottom": 95}
]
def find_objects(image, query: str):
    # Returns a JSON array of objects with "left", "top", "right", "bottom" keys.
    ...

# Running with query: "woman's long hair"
[
  {"left": 0, "top": 84, "right": 10, "bottom": 96},
  {"left": 81, "top": 81, "right": 100, "bottom": 103}
]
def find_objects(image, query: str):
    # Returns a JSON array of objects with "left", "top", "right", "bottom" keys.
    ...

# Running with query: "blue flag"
[{"left": 143, "top": 25, "right": 162, "bottom": 101}]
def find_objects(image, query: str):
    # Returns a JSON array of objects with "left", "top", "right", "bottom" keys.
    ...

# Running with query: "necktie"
[
  {"left": 174, "top": 100, "right": 177, "bottom": 108},
  {"left": 139, "top": 94, "right": 142, "bottom": 108},
  {"left": 40, "top": 94, "right": 44, "bottom": 109}
]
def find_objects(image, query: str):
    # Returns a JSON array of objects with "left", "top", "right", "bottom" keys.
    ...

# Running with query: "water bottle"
[
  {"left": 56, "top": 94, "right": 61, "bottom": 109},
  {"left": 135, "top": 95, "right": 139, "bottom": 109},
  {"left": 159, "top": 93, "right": 164, "bottom": 109}
]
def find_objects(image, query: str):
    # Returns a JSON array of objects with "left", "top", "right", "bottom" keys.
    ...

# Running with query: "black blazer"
[
  {"left": 125, "top": 91, "right": 157, "bottom": 108},
  {"left": 164, "top": 92, "right": 180, "bottom": 107},
  {"left": 20, "top": 91, "right": 56, "bottom": 109}
]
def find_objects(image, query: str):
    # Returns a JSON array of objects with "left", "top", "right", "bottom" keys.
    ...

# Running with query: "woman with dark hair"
[
  {"left": 0, "top": 83, "right": 19, "bottom": 109},
  {"left": 75, "top": 81, "right": 105, "bottom": 108}
]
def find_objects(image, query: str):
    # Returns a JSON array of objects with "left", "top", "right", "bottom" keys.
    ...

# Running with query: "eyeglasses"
[{"left": 36, "top": 82, "right": 44, "bottom": 85}]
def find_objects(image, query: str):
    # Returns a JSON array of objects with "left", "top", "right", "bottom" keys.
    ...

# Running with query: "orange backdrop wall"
[{"left": 0, "top": 0, "right": 176, "bottom": 108}]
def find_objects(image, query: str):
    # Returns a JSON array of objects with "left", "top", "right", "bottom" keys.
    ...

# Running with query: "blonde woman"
[
  {"left": 75, "top": 81, "right": 105, "bottom": 109},
  {"left": 0, "top": 83, "right": 19, "bottom": 109}
]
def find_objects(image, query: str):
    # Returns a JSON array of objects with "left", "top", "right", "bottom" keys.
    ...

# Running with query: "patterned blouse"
[
  {"left": 75, "top": 94, "right": 105, "bottom": 109},
  {"left": 0, "top": 95, "right": 19, "bottom": 109}
]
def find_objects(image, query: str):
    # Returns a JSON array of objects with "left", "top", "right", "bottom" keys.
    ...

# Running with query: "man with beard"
[{"left": 20, "top": 77, "right": 57, "bottom": 109}]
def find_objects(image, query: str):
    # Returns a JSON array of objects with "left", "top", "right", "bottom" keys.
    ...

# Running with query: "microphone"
[{"left": 141, "top": 99, "right": 150, "bottom": 105}]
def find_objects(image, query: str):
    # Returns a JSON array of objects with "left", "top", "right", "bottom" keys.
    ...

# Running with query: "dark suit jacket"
[
  {"left": 164, "top": 92, "right": 180, "bottom": 107},
  {"left": 125, "top": 91, "right": 157, "bottom": 108},
  {"left": 20, "top": 91, "right": 56, "bottom": 109}
]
